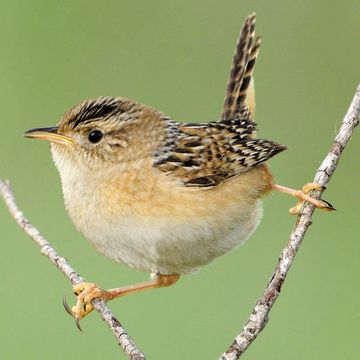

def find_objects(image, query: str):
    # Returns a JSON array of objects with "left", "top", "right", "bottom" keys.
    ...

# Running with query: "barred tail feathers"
[{"left": 221, "top": 14, "right": 261, "bottom": 121}]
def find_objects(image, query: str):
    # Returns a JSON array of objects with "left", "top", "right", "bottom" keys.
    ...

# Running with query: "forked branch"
[{"left": 219, "top": 84, "right": 360, "bottom": 359}]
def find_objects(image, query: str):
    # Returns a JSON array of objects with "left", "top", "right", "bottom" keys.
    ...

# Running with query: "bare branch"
[
  {"left": 1, "top": 78, "right": 358, "bottom": 359},
  {"left": 219, "top": 83, "right": 360, "bottom": 360},
  {"left": 0, "top": 180, "right": 146, "bottom": 360}
]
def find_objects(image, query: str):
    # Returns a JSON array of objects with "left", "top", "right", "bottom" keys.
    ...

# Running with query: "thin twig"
[
  {"left": 1, "top": 88, "right": 358, "bottom": 360},
  {"left": 0, "top": 180, "right": 146, "bottom": 360},
  {"left": 219, "top": 84, "right": 360, "bottom": 360}
]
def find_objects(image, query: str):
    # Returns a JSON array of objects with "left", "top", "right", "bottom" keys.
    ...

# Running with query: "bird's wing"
[
  {"left": 154, "top": 14, "right": 285, "bottom": 189},
  {"left": 221, "top": 13, "right": 261, "bottom": 123},
  {"left": 154, "top": 120, "right": 286, "bottom": 188}
]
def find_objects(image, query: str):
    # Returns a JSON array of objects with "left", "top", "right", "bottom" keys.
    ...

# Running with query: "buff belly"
[
  {"left": 55, "top": 152, "right": 271, "bottom": 275},
  {"left": 67, "top": 196, "right": 263, "bottom": 275}
]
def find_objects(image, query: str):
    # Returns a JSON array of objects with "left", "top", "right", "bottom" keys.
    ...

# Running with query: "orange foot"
[
  {"left": 63, "top": 282, "right": 108, "bottom": 330},
  {"left": 63, "top": 274, "right": 180, "bottom": 330},
  {"left": 272, "top": 182, "right": 335, "bottom": 215}
]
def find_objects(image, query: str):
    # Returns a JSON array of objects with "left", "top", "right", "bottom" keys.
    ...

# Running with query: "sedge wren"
[{"left": 24, "top": 14, "right": 333, "bottom": 326}]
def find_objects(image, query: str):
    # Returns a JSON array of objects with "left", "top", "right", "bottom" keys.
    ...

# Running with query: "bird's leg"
[
  {"left": 64, "top": 274, "right": 180, "bottom": 328},
  {"left": 272, "top": 183, "right": 335, "bottom": 215}
]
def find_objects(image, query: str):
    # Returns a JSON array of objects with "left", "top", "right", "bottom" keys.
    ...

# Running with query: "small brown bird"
[{"left": 24, "top": 14, "right": 333, "bottom": 326}]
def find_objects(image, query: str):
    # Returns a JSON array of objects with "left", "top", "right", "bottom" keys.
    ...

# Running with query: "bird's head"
[{"left": 24, "top": 96, "right": 168, "bottom": 175}]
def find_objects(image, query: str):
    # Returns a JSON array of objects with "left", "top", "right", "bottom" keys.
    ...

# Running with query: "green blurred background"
[{"left": 1, "top": 1, "right": 359, "bottom": 359}]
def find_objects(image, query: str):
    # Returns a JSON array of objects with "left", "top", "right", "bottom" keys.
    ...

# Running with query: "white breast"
[
  {"left": 52, "top": 146, "right": 264, "bottom": 275},
  {"left": 64, "top": 190, "right": 262, "bottom": 275}
]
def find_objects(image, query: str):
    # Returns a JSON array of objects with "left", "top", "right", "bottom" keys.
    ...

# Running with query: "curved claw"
[
  {"left": 320, "top": 199, "right": 336, "bottom": 211},
  {"left": 62, "top": 296, "right": 83, "bottom": 332},
  {"left": 63, "top": 296, "right": 73, "bottom": 316},
  {"left": 74, "top": 318, "right": 83, "bottom": 332}
]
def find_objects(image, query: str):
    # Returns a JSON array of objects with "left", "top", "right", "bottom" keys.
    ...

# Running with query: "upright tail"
[{"left": 221, "top": 14, "right": 261, "bottom": 122}]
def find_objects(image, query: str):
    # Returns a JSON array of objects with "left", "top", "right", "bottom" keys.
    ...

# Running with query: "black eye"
[{"left": 88, "top": 130, "right": 103, "bottom": 144}]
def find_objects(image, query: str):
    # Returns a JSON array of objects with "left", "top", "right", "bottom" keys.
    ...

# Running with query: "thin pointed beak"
[{"left": 24, "top": 126, "right": 74, "bottom": 145}]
